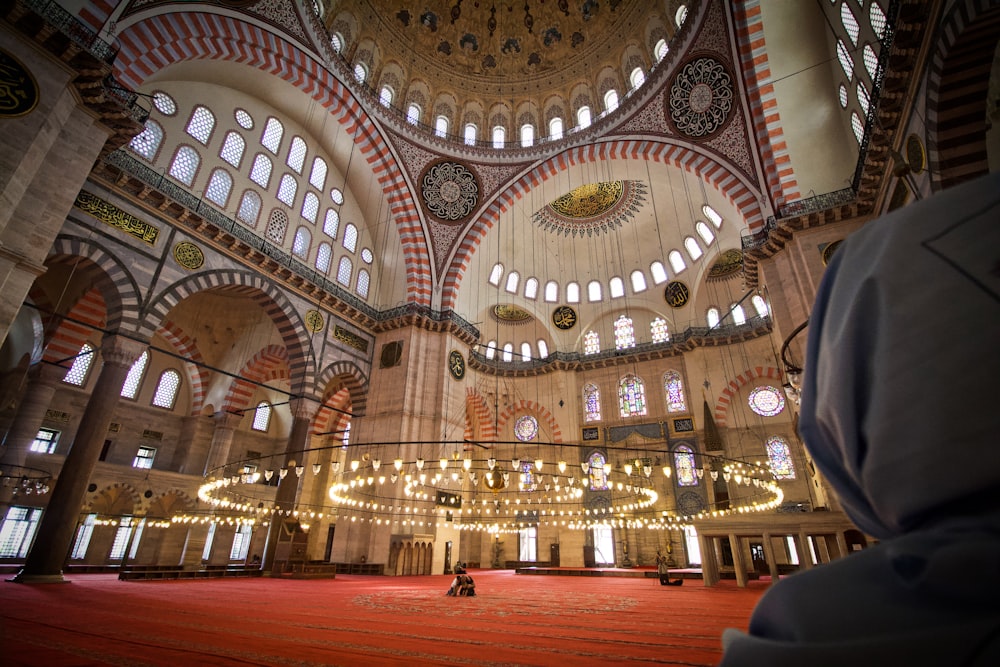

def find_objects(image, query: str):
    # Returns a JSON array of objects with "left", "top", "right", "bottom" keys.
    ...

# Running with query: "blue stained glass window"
[
  {"left": 514, "top": 415, "right": 538, "bottom": 441},
  {"left": 618, "top": 374, "right": 647, "bottom": 418},
  {"left": 584, "top": 383, "right": 601, "bottom": 422},
  {"left": 766, "top": 435, "right": 796, "bottom": 479},
  {"left": 664, "top": 370, "right": 687, "bottom": 413},
  {"left": 519, "top": 460, "right": 537, "bottom": 491},
  {"left": 674, "top": 445, "right": 698, "bottom": 486},
  {"left": 588, "top": 452, "right": 608, "bottom": 490},
  {"left": 749, "top": 386, "right": 785, "bottom": 416}
]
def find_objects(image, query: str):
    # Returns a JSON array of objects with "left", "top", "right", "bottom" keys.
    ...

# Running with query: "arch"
[
  {"left": 112, "top": 12, "right": 434, "bottom": 305},
  {"left": 712, "top": 365, "right": 783, "bottom": 426},
  {"left": 314, "top": 359, "right": 369, "bottom": 423},
  {"left": 84, "top": 483, "right": 142, "bottom": 515},
  {"left": 496, "top": 399, "right": 563, "bottom": 444},
  {"left": 464, "top": 388, "right": 497, "bottom": 443},
  {"left": 222, "top": 344, "right": 290, "bottom": 414},
  {"left": 156, "top": 319, "right": 211, "bottom": 416},
  {"left": 138, "top": 269, "right": 315, "bottom": 397},
  {"left": 40, "top": 288, "right": 106, "bottom": 370},
  {"left": 440, "top": 140, "right": 764, "bottom": 309}
]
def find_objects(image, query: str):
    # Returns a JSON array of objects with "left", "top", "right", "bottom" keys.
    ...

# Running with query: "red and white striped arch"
[
  {"left": 156, "top": 319, "right": 210, "bottom": 416},
  {"left": 712, "top": 365, "right": 783, "bottom": 427},
  {"left": 497, "top": 399, "right": 564, "bottom": 444},
  {"left": 221, "top": 344, "right": 290, "bottom": 414}
]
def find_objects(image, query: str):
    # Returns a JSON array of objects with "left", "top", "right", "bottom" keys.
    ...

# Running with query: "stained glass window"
[
  {"left": 588, "top": 280, "right": 602, "bottom": 302},
  {"left": 766, "top": 435, "right": 796, "bottom": 479},
  {"left": 121, "top": 350, "right": 149, "bottom": 399},
  {"left": 185, "top": 105, "right": 215, "bottom": 145},
  {"left": 464, "top": 123, "right": 477, "bottom": 145},
  {"left": 361, "top": 248, "right": 373, "bottom": 264},
  {"left": 584, "top": 331, "right": 600, "bottom": 355},
  {"left": 604, "top": 89, "right": 619, "bottom": 113},
  {"left": 30, "top": 428, "right": 59, "bottom": 454},
  {"left": 435, "top": 115, "right": 449, "bottom": 138},
  {"left": 151, "top": 370, "right": 181, "bottom": 409},
  {"left": 588, "top": 452, "right": 608, "bottom": 490},
  {"left": 674, "top": 445, "right": 698, "bottom": 486},
  {"left": 353, "top": 62, "right": 367, "bottom": 83},
  {"left": 219, "top": 131, "right": 245, "bottom": 168},
  {"left": 519, "top": 460, "right": 537, "bottom": 491},
  {"left": 839, "top": 83, "right": 849, "bottom": 108},
  {"left": 520, "top": 123, "right": 534, "bottom": 147},
  {"left": 654, "top": 39, "right": 668, "bottom": 62},
  {"left": 651, "top": 318, "right": 669, "bottom": 343},
  {"left": 614, "top": 315, "right": 635, "bottom": 350},
  {"left": 851, "top": 111, "right": 865, "bottom": 143},
  {"left": 619, "top": 374, "right": 647, "bottom": 418},
  {"left": 485, "top": 341, "right": 497, "bottom": 360},
  {"left": 502, "top": 343, "right": 513, "bottom": 362},
  {"left": 406, "top": 103, "right": 421, "bottom": 125},
  {"left": 858, "top": 82, "right": 871, "bottom": 115},
  {"left": 731, "top": 304, "right": 747, "bottom": 325},
  {"left": 752, "top": 295, "right": 769, "bottom": 317},
  {"left": 492, "top": 125, "right": 505, "bottom": 148},
  {"left": 133, "top": 446, "right": 156, "bottom": 469},
  {"left": 663, "top": 370, "right": 687, "bottom": 413},
  {"left": 330, "top": 33, "right": 344, "bottom": 53},
  {"left": 584, "top": 383, "right": 601, "bottom": 422},
  {"left": 749, "top": 386, "right": 785, "bottom": 417},
  {"left": 515, "top": 415, "right": 538, "bottom": 441},
  {"left": 252, "top": 401, "right": 271, "bottom": 431},
  {"left": 63, "top": 343, "right": 95, "bottom": 386},
  {"left": 630, "top": 67, "right": 645, "bottom": 89},
  {"left": 130, "top": 120, "right": 163, "bottom": 161},
  {"left": 238, "top": 191, "right": 262, "bottom": 227}
]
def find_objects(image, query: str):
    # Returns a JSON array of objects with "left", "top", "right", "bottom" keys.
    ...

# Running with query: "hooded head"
[{"left": 797, "top": 172, "right": 1000, "bottom": 540}]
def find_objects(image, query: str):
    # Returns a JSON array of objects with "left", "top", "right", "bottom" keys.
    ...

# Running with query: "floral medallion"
[
  {"left": 532, "top": 180, "right": 647, "bottom": 237},
  {"left": 668, "top": 56, "right": 734, "bottom": 139},
  {"left": 421, "top": 160, "right": 479, "bottom": 222}
]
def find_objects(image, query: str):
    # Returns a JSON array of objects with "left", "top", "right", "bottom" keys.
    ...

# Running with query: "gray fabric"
[{"left": 720, "top": 172, "right": 1000, "bottom": 666}]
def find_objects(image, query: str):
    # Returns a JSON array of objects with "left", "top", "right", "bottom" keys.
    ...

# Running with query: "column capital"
[
  {"left": 289, "top": 396, "right": 317, "bottom": 422},
  {"left": 213, "top": 410, "right": 244, "bottom": 430},
  {"left": 99, "top": 334, "right": 147, "bottom": 368}
]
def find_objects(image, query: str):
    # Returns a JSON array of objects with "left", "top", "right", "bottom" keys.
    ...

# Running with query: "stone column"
[
  {"left": 729, "top": 534, "right": 749, "bottom": 588},
  {"left": 793, "top": 532, "right": 813, "bottom": 570},
  {"left": 261, "top": 399, "right": 314, "bottom": 572},
  {"left": 760, "top": 532, "right": 781, "bottom": 583},
  {"left": 699, "top": 533, "right": 720, "bottom": 586},
  {"left": 203, "top": 411, "right": 244, "bottom": 477},
  {"left": 0, "top": 361, "right": 65, "bottom": 466},
  {"left": 13, "top": 334, "right": 146, "bottom": 583}
]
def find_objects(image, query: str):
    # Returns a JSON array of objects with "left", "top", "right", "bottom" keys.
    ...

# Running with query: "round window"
[
  {"left": 514, "top": 415, "right": 538, "bottom": 441},
  {"left": 748, "top": 386, "right": 785, "bottom": 417}
]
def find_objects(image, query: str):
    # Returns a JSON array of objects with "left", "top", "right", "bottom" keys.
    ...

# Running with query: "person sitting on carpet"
[
  {"left": 719, "top": 172, "right": 1000, "bottom": 666},
  {"left": 447, "top": 573, "right": 476, "bottom": 597}
]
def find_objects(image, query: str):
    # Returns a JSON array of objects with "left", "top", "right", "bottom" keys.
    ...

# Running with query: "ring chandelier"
[{"left": 191, "top": 442, "right": 784, "bottom": 532}]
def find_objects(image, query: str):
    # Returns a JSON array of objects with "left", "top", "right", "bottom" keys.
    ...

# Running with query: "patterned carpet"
[{"left": 2, "top": 569, "right": 766, "bottom": 666}]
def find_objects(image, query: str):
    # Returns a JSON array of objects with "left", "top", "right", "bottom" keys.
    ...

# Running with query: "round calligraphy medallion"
[
  {"left": 664, "top": 281, "right": 690, "bottom": 308},
  {"left": 448, "top": 350, "right": 466, "bottom": 379},
  {"left": 821, "top": 240, "right": 843, "bottom": 266},
  {"left": 172, "top": 241, "right": 205, "bottom": 270},
  {"left": 552, "top": 306, "right": 577, "bottom": 330},
  {"left": 305, "top": 309, "right": 325, "bottom": 333},
  {"left": 421, "top": 161, "right": 479, "bottom": 222},
  {"left": 668, "top": 55, "right": 734, "bottom": 139},
  {"left": 0, "top": 49, "right": 39, "bottom": 117}
]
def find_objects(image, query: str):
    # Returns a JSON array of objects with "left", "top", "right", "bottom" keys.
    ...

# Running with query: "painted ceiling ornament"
[
  {"left": 668, "top": 55, "right": 735, "bottom": 139},
  {"left": 172, "top": 241, "right": 205, "bottom": 270},
  {"left": 707, "top": 248, "right": 743, "bottom": 281},
  {"left": 492, "top": 304, "right": 534, "bottom": 325},
  {"left": 532, "top": 180, "right": 647, "bottom": 237},
  {"left": 421, "top": 160, "right": 479, "bottom": 222}
]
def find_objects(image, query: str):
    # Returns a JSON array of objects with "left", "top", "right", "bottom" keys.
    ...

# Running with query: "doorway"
[{"left": 592, "top": 525, "right": 615, "bottom": 565}]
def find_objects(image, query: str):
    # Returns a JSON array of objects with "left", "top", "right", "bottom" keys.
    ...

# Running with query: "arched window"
[
  {"left": 261, "top": 117, "right": 284, "bottom": 154},
  {"left": 836, "top": 39, "right": 854, "bottom": 80},
  {"left": 841, "top": 3, "right": 860, "bottom": 46},
  {"left": 151, "top": 370, "right": 181, "bottom": 409},
  {"left": 630, "top": 67, "right": 646, "bottom": 89},
  {"left": 566, "top": 282, "right": 580, "bottom": 303},
  {"left": 654, "top": 38, "right": 669, "bottom": 62},
  {"left": 675, "top": 4, "right": 689, "bottom": 27},
  {"left": 703, "top": 204, "right": 723, "bottom": 228},
  {"left": 609, "top": 276, "right": 625, "bottom": 298},
  {"left": 249, "top": 153, "right": 273, "bottom": 188},
  {"left": 505, "top": 271, "right": 520, "bottom": 293},
  {"left": 343, "top": 223, "right": 358, "bottom": 252},
  {"left": 464, "top": 123, "right": 477, "bottom": 145},
  {"left": 619, "top": 374, "right": 647, "bottom": 417},
  {"left": 309, "top": 157, "right": 327, "bottom": 190},
  {"left": 237, "top": 191, "right": 262, "bottom": 227},
  {"left": 614, "top": 315, "right": 635, "bottom": 350},
  {"left": 537, "top": 339, "right": 548, "bottom": 358},
  {"left": 731, "top": 303, "right": 747, "bottom": 325},
  {"left": 839, "top": 83, "right": 849, "bottom": 108},
  {"left": 524, "top": 277, "right": 539, "bottom": 299},
  {"left": 584, "top": 330, "right": 600, "bottom": 355},
  {"left": 330, "top": 187, "right": 344, "bottom": 205},
  {"left": 185, "top": 105, "right": 215, "bottom": 145},
  {"left": 858, "top": 82, "right": 871, "bottom": 115},
  {"left": 604, "top": 89, "right": 619, "bottom": 113},
  {"left": 668, "top": 250, "right": 686, "bottom": 274},
  {"left": 583, "top": 383, "right": 601, "bottom": 422},
  {"left": 663, "top": 370, "right": 687, "bottom": 413},
  {"left": 301, "top": 191, "right": 319, "bottom": 223},
  {"left": 63, "top": 343, "right": 96, "bottom": 386},
  {"left": 120, "top": 350, "right": 150, "bottom": 399},
  {"left": 492, "top": 125, "right": 506, "bottom": 148},
  {"left": 204, "top": 168, "right": 233, "bottom": 207},
  {"left": 863, "top": 44, "right": 879, "bottom": 80},
  {"left": 684, "top": 236, "right": 703, "bottom": 260},
  {"left": 330, "top": 32, "right": 344, "bottom": 53},
  {"left": 353, "top": 62, "right": 368, "bottom": 83},
  {"left": 587, "top": 280, "right": 602, "bottom": 302},
  {"left": 752, "top": 295, "right": 769, "bottom": 317},
  {"left": 129, "top": 119, "right": 164, "bottom": 161},
  {"left": 435, "top": 115, "right": 449, "bottom": 137},
  {"left": 674, "top": 445, "right": 698, "bottom": 486},
  {"left": 169, "top": 145, "right": 199, "bottom": 186},
  {"left": 707, "top": 307, "right": 720, "bottom": 328},
  {"left": 264, "top": 208, "right": 288, "bottom": 245},
  {"left": 406, "top": 103, "right": 421, "bottom": 125},
  {"left": 520, "top": 342, "right": 532, "bottom": 361},
  {"left": 544, "top": 280, "right": 558, "bottom": 302},
  {"left": 286, "top": 136, "right": 307, "bottom": 173},
  {"left": 695, "top": 221, "right": 715, "bottom": 245},
  {"left": 323, "top": 209, "right": 340, "bottom": 238},
  {"left": 766, "top": 435, "right": 796, "bottom": 479},
  {"left": 251, "top": 401, "right": 271, "bottom": 432},
  {"left": 292, "top": 227, "right": 311, "bottom": 258},
  {"left": 650, "top": 261, "right": 668, "bottom": 284},
  {"left": 356, "top": 268, "right": 370, "bottom": 299},
  {"left": 630, "top": 270, "right": 647, "bottom": 292},
  {"left": 379, "top": 85, "right": 393, "bottom": 106},
  {"left": 870, "top": 2, "right": 888, "bottom": 38},
  {"left": 219, "top": 131, "right": 245, "bottom": 168},
  {"left": 276, "top": 174, "right": 298, "bottom": 207},
  {"left": 549, "top": 117, "right": 563, "bottom": 140},
  {"left": 484, "top": 340, "right": 497, "bottom": 360},
  {"left": 488, "top": 263, "right": 504, "bottom": 285},
  {"left": 588, "top": 451, "right": 609, "bottom": 490},
  {"left": 337, "top": 256, "right": 352, "bottom": 286},
  {"left": 577, "top": 105, "right": 591, "bottom": 128},
  {"left": 851, "top": 111, "right": 865, "bottom": 143},
  {"left": 520, "top": 123, "right": 535, "bottom": 147},
  {"left": 315, "top": 242, "right": 332, "bottom": 273},
  {"left": 502, "top": 343, "right": 514, "bottom": 362},
  {"left": 651, "top": 318, "right": 669, "bottom": 343}
]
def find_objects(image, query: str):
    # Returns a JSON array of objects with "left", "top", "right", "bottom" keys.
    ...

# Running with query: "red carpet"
[{"left": 1, "top": 569, "right": 766, "bottom": 666}]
